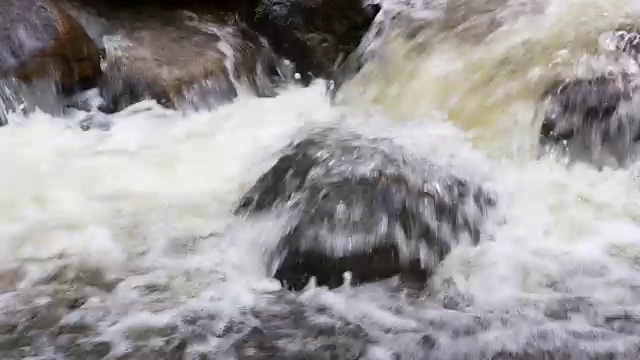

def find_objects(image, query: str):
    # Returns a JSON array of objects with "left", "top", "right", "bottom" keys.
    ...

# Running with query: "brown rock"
[
  {"left": 0, "top": 0, "right": 101, "bottom": 92},
  {"left": 97, "top": 8, "right": 234, "bottom": 112},
  {"left": 71, "top": 2, "right": 285, "bottom": 112},
  {"left": 68, "top": 0, "right": 379, "bottom": 86}
]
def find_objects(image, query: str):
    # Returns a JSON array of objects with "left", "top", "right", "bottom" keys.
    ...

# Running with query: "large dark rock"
[
  {"left": 236, "top": 128, "right": 495, "bottom": 291},
  {"left": 536, "top": 28, "right": 640, "bottom": 166},
  {"left": 538, "top": 74, "right": 640, "bottom": 166},
  {"left": 0, "top": 0, "right": 101, "bottom": 93},
  {"left": 240, "top": 0, "right": 381, "bottom": 85}
]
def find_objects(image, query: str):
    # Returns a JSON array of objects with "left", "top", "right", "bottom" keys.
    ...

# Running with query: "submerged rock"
[
  {"left": 536, "top": 28, "right": 640, "bottom": 167},
  {"left": 236, "top": 128, "right": 495, "bottom": 291},
  {"left": 230, "top": 293, "right": 369, "bottom": 360},
  {"left": 241, "top": 0, "right": 381, "bottom": 84},
  {"left": 601, "top": 30, "right": 640, "bottom": 63},
  {"left": 0, "top": 0, "right": 101, "bottom": 93},
  {"left": 538, "top": 74, "right": 640, "bottom": 167}
]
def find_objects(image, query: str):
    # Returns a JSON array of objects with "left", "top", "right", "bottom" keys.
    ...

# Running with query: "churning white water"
[{"left": 4, "top": 0, "right": 640, "bottom": 359}]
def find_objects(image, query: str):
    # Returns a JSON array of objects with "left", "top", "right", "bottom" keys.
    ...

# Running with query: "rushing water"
[{"left": 4, "top": 0, "right": 640, "bottom": 359}]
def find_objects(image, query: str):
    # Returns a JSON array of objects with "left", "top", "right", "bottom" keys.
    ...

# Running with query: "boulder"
[
  {"left": 601, "top": 30, "right": 640, "bottom": 64},
  {"left": 0, "top": 0, "right": 101, "bottom": 93},
  {"left": 69, "top": 2, "right": 287, "bottom": 113},
  {"left": 236, "top": 128, "right": 495, "bottom": 291},
  {"left": 536, "top": 28, "right": 640, "bottom": 166},
  {"left": 241, "top": 0, "right": 381, "bottom": 85},
  {"left": 98, "top": 12, "right": 237, "bottom": 113},
  {"left": 538, "top": 74, "right": 640, "bottom": 166}
]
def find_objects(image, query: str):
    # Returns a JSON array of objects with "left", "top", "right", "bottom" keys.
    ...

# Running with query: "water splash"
[{"left": 2, "top": 0, "right": 640, "bottom": 358}]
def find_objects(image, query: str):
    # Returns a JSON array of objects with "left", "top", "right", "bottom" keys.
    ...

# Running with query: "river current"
[{"left": 3, "top": 0, "right": 640, "bottom": 359}]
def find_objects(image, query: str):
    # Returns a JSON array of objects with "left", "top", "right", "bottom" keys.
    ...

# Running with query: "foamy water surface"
[{"left": 3, "top": 0, "right": 640, "bottom": 358}]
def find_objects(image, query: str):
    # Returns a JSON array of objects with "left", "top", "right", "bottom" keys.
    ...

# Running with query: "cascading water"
[{"left": 3, "top": 0, "right": 640, "bottom": 359}]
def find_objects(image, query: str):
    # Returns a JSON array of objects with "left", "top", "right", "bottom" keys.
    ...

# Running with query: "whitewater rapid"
[{"left": 4, "top": 0, "right": 640, "bottom": 358}]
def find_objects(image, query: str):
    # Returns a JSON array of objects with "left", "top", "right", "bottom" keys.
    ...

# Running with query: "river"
[{"left": 2, "top": 0, "right": 640, "bottom": 359}]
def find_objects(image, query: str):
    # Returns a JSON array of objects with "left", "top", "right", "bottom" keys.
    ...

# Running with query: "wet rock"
[
  {"left": 0, "top": 335, "right": 21, "bottom": 352},
  {"left": 0, "top": 267, "right": 24, "bottom": 293},
  {"left": 59, "top": 339, "right": 112, "bottom": 360},
  {"left": 538, "top": 74, "right": 640, "bottom": 167},
  {"left": 242, "top": 295, "right": 369, "bottom": 359},
  {"left": 601, "top": 30, "right": 640, "bottom": 63},
  {"left": 326, "top": 7, "right": 388, "bottom": 98},
  {"left": 69, "top": 2, "right": 286, "bottom": 113},
  {"left": 42, "top": 265, "right": 120, "bottom": 292},
  {"left": 126, "top": 324, "right": 178, "bottom": 342},
  {"left": 0, "top": 322, "right": 17, "bottom": 336},
  {"left": 19, "top": 306, "right": 65, "bottom": 332},
  {"left": 601, "top": 311, "right": 640, "bottom": 336},
  {"left": 95, "top": 8, "right": 236, "bottom": 113},
  {"left": 0, "top": 290, "right": 93, "bottom": 346},
  {"left": 236, "top": 128, "right": 494, "bottom": 290},
  {"left": 292, "top": 322, "right": 368, "bottom": 360},
  {"left": 241, "top": 0, "right": 381, "bottom": 84},
  {"left": 55, "top": 321, "right": 94, "bottom": 335},
  {"left": 0, "top": 0, "right": 101, "bottom": 93},
  {"left": 419, "top": 334, "right": 437, "bottom": 350},
  {"left": 115, "top": 337, "right": 186, "bottom": 360},
  {"left": 233, "top": 326, "right": 280, "bottom": 359},
  {"left": 58, "top": 1, "right": 112, "bottom": 51}
]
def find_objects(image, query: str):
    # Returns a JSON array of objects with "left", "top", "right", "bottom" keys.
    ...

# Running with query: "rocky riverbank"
[{"left": 0, "top": 0, "right": 380, "bottom": 119}]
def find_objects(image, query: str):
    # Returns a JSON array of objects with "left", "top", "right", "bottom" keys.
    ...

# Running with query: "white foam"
[{"left": 3, "top": 0, "right": 640, "bottom": 357}]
